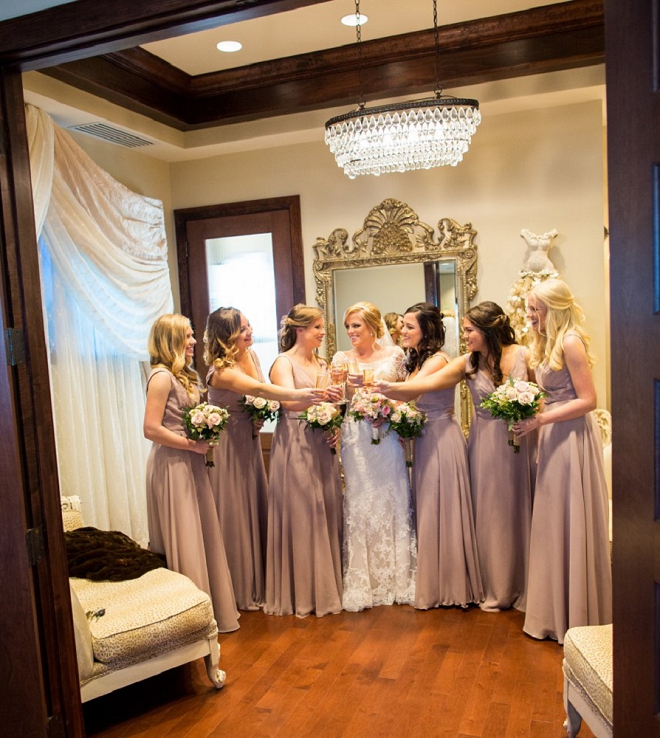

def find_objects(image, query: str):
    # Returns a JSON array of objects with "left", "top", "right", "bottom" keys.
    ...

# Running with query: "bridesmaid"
[
  {"left": 143, "top": 313, "right": 239, "bottom": 633},
  {"left": 204, "top": 307, "right": 324, "bottom": 611},
  {"left": 514, "top": 279, "right": 612, "bottom": 644},
  {"left": 265, "top": 304, "right": 344, "bottom": 617},
  {"left": 377, "top": 301, "right": 536, "bottom": 612},
  {"left": 401, "top": 303, "right": 483, "bottom": 609}
]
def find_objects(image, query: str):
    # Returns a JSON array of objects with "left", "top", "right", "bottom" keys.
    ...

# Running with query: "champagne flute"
[
  {"left": 363, "top": 367, "right": 374, "bottom": 388},
  {"left": 315, "top": 370, "right": 330, "bottom": 390},
  {"left": 331, "top": 362, "right": 348, "bottom": 403}
]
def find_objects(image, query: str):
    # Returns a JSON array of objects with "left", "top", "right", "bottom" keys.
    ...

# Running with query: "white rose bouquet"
[
  {"left": 299, "top": 402, "right": 344, "bottom": 454},
  {"left": 182, "top": 402, "right": 230, "bottom": 466},
  {"left": 387, "top": 402, "right": 427, "bottom": 467},
  {"left": 480, "top": 379, "right": 545, "bottom": 453},
  {"left": 239, "top": 395, "right": 281, "bottom": 438}
]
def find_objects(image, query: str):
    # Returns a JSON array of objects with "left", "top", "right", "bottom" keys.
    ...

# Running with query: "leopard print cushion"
[
  {"left": 71, "top": 568, "right": 216, "bottom": 666},
  {"left": 563, "top": 624, "right": 613, "bottom": 726}
]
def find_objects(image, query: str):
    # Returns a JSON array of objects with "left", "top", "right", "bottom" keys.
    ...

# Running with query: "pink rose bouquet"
[
  {"left": 182, "top": 402, "right": 229, "bottom": 466},
  {"left": 480, "top": 379, "right": 545, "bottom": 453},
  {"left": 299, "top": 402, "right": 344, "bottom": 454},
  {"left": 387, "top": 402, "right": 427, "bottom": 466},
  {"left": 348, "top": 389, "right": 394, "bottom": 445},
  {"left": 240, "top": 395, "right": 281, "bottom": 438}
]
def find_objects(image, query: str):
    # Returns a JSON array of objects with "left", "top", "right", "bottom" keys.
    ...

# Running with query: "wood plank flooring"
[{"left": 83, "top": 606, "right": 595, "bottom": 738}]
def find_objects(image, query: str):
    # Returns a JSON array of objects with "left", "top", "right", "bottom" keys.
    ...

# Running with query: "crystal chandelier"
[{"left": 325, "top": 0, "right": 481, "bottom": 179}]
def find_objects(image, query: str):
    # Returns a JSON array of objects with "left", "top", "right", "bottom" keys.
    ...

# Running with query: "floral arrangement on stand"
[
  {"left": 348, "top": 389, "right": 393, "bottom": 445},
  {"left": 182, "top": 402, "right": 230, "bottom": 466},
  {"left": 387, "top": 402, "right": 427, "bottom": 467},
  {"left": 480, "top": 379, "right": 545, "bottom": 453},
  {"left": 240, "top": 395, "right": 280, "bottom": 438},
  {"left": 299, "top": 402, "right": 344, "bottom": 454}
]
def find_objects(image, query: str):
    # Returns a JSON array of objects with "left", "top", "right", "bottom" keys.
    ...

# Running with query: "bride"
[{"left": 332, "top": 301, "right": 416, "bottom": 611}]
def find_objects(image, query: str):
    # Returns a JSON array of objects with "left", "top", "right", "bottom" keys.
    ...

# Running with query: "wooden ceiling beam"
[{"left": 40, "top": 0, "right": 604, "bottom": 130}]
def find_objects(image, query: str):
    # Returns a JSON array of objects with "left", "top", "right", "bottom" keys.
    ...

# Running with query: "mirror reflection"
[{"left": 313, "top": 199, "right": 478, "bottom": 433}]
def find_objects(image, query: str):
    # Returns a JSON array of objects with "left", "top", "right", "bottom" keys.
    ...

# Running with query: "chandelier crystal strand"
[{"left": 325, "top": 0, "right": 481, "bottom": 178}]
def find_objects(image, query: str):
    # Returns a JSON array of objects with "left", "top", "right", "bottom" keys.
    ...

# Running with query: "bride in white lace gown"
[{"left": 332, "top": 302, "right": 417, "bottom": 612}]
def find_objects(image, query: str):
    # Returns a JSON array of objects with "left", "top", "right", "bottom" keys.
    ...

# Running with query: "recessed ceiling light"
[
  {"left": 216, "top": 41, "right": 242, "bottom": 53},
  {"left": 341, "top": 13, "right": 368, "bottom": 27}
]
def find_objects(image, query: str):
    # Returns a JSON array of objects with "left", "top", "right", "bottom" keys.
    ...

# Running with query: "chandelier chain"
[
  {"left": 355, "top": 0, "right": 365, "bottom": 109},
  {"left": 433, "top": 0, "right": 442, "bottom": 98}
]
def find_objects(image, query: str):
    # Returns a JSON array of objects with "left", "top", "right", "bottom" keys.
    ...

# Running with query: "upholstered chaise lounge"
[{"left": 62, "top": 496, "right": 225, "bottom": 701}]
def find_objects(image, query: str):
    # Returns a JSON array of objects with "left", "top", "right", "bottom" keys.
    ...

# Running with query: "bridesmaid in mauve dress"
[
  {"left": 515, "top": 279, "right": 611, "bottom": 644},
  {"left": 204, "top": 307, "right": 323, "bottom": 611},
  {"left": 378, "top": 301, "right": 536, "bottom": 612},
  {"left": 265, "top": 304, "right": 344, "bottom": 618},
  {"left": 144, "top": 313, "right": 239, "bottom": 633},
  {"left": 401, "top": 303, "right": 483, "bottom": 609}
]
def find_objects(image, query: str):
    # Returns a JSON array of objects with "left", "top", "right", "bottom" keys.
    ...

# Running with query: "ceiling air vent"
[{"left": 68, "top": 122, "right": 154, "bottom": 148}]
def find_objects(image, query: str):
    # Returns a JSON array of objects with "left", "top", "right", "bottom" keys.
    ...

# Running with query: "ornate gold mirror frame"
[{"left": 313, "top": 198, "right": 478, "bottom": 433}]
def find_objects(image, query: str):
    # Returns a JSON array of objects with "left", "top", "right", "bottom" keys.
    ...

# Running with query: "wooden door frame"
[{"left": 175, "top": 195, "right": 305, "bottom": 369}]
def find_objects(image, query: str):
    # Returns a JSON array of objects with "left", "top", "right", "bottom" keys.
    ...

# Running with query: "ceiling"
[{"left": 10, "top": 0, "right": 606, "bottom": 162}]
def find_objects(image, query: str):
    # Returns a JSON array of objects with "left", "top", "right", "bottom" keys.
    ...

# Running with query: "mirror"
[{"left": 313, "top": 198, "right": 478, "bottom": 433}]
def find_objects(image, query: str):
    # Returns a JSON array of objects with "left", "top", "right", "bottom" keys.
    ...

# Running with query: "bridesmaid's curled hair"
[
  {"left": 279, "top": 304, "right": 324, "bottom": 352},
  {"left": 343, "top": 301, "right": 383, "bottom": 339},
  {"left": 464, "top": 301, "right": 516, "bottom": 386},
  {"left": 148, "top": 313, "right": 202, "bottom": 395},
  {"left": 203, "top": 307, "right": 242, "bottom": 371},
  {"left": 403, "top": 302, "right": 446, "bottom": 374}
]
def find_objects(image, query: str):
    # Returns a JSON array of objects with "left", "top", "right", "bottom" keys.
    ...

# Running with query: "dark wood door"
[
  {"left": 606, "top": 1, "right": 660, "bottom": 734},
  {"left": 175, "top": 196, "right": 305, "bottom": 375}
]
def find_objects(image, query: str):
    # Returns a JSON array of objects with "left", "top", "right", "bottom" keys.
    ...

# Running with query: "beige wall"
[
  {"left": 66, "top": 99, "right": 607, "bottom": 408},
  {"left": 168, "top": 100, "right": 608, "bottom": 406}
]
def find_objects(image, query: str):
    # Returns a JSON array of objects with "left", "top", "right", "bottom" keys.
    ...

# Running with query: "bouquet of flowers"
[
  {"left": 348, "top": 389, "right": 394, "bottom": 445},
  {"left": 182, "top": 402, "right": 229, "bottom": 466},
  {"left": 480, "top": 379, "right": 545, "bottom": 453},
  {"left": 387, "top": 402, "right": 427, "bottom": 467},
  {"left": 299, "top": 402, "right": 344, "bottom": 454},
  {"left": 239, "top": 395, "right": 281, "bottom": 438}
]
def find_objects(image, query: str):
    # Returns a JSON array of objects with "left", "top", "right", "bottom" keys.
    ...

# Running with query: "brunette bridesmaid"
[
  {"left": 399, "top": 303, "right": 483, "bottom": 609},
  {"left": 204, "top": 307, "right": 323, "bottom": 611},
  {"left": 265, "top": 305, "right": 344, "bottom": 617}
]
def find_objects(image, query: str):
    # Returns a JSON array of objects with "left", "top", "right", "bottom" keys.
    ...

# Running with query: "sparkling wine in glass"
[{"left": 363, "top": 367, "right": 374, "bottom": 387}]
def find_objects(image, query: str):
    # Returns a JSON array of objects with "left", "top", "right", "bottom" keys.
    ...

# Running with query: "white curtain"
[{"left": 26, "top": 105, "right": 173, "bottom": 544}]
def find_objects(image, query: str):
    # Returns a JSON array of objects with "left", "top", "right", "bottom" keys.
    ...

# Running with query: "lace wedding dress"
[{"left": 333, "top": 347, "right": 417, "bottom": 611}]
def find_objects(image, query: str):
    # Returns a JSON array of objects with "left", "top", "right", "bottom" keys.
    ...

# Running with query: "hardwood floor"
[{"left": 83, "top": 606, "right": 594, "bottom": 738}]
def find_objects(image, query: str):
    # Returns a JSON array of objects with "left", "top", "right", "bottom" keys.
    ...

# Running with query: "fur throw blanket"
[{"left": 65, "top": 527, "right": 166, "bottom": 581}]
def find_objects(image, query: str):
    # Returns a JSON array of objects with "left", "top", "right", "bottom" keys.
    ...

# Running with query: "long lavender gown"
[
  {"left": 413, "top": 360, "right": 483, "bottom": 609},
  {"left": 145, "top": 368, "right": 240, "bottom": 633},
  {"left": 523, "top": 340, "right": 612, "bottom": 644},
  {"left": 207, "top": 352, "right": 268, "bottom": 611},
  {"left": 265, "top": 356, "right": 343, "bottom": 617},
  {"left": 465, "top": 347, "right": 536, "bottom": 611}
]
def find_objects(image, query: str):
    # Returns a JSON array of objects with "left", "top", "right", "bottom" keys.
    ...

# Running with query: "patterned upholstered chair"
[
  {"left": 62, "top": 496, "right": 226, "bottom": 701},
  {"left": 563, "top": 624, "right": 613, "bottom": 737}
]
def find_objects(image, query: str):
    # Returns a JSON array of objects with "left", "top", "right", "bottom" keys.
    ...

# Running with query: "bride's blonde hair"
[
  {"left": 528, "top": 279, "right": 594, "bottom": 370},
  {"left": 343, "top": 302, "right": 384, "bottom": 339}
]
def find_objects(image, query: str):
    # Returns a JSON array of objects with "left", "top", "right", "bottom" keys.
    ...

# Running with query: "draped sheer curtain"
[{"left": 27, "top": 105, "right": 173, "bottom": 544}]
